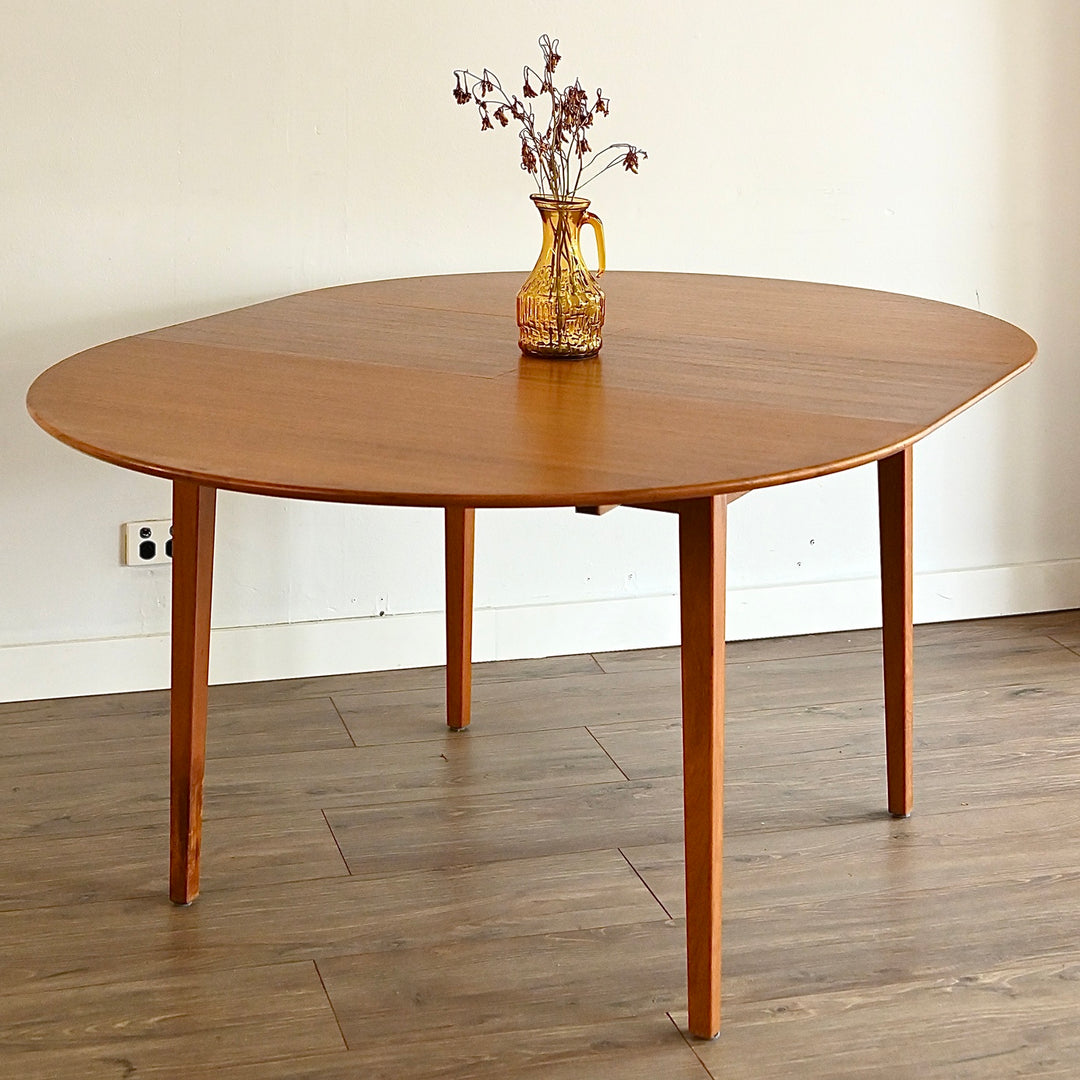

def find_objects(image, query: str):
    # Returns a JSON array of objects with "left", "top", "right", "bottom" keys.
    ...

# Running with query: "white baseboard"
[{"left": 3, "top": 558, "right": 1079, "bottom": 703}]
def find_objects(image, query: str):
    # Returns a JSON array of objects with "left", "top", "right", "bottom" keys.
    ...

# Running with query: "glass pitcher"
[{"left": 516, "top": 194, "right": 606, "bottom": 359}]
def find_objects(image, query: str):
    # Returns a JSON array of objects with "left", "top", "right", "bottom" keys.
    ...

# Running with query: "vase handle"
[{"left": 581, "top": 212, "right": 605, "bottom": 277}]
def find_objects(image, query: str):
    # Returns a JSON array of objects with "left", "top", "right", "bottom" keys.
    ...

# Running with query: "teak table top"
[{"left": 26, "top": 272, "right": 1036, "bottom": 507}]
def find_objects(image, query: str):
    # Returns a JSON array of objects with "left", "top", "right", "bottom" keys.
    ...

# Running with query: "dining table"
[{"left": 25, "top": 270, "right": 1036, "bottom": 1038}]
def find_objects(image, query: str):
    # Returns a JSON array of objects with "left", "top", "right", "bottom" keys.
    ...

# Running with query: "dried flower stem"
[{"left": 453, "top": 34, "right": 646, "bottom": 203}]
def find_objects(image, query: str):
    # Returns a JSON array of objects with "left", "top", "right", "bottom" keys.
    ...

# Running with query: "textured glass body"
[{"left": 517, "top": 195, "right": 606, "bottom": 359}]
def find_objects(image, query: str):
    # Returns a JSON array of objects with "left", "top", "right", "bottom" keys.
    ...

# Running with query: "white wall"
[{"left": 2, "top": 1, "right": 1078, "bottom": 701}]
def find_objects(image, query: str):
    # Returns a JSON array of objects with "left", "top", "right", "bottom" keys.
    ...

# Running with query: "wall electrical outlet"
[{"left": 122, "top": 520, "right": 173, "bottom": 566}]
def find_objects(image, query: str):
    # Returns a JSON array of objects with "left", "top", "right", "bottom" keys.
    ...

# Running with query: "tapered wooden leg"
[
  {"left": 169, "top": 481, "right": 217, "bottom": 904},
  {"left": 445, "top": 507, "right": 475, "bottom": 731},
  {"left": 878, "top": 447, "right": 913, "bottom": 818},
  {"left": 677, "top": 495, "right": 727, "bottom": 1039}
]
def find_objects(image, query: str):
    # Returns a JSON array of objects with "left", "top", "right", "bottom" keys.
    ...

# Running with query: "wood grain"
[
  {"left": 623, "top": 793, "right": 1080, "bottom": 922},
  {"left": 169, "top": 480, "right": 216, "bottom": 904},
  {"left": 0, "top": 727, "right": 626, "bottom": 843},
  {"left": 325, "top": 776, "right": 686, "bottom": 878},
  {"left": 25, "top": 273, "right": 1035, "bottom": 508},
  {"left": 0, "top": 695, "right": 352, "bottom": 778},
  {"left": 592, "top": 607, "right": 1080, "bottom": 674},
  {"left": 589, "top": 678, "right": 1080, "bottom": 789},
  {"left": 878, "top": 446, "right": 914, "bottom": 816},
  {"left": 315, "top": 920, "right": 688, "bottom": 1047},
  {"left": 0, "top": 850, "right": 665, "bottom": 996},
  {"left": 444, "top": 506, "right": 475, "bottom": 730},
  {"left": 593, "top": 633, "right": 1080, "bottom": 719},
  {"left": 3, "top": 613, "right": 1080, "bottom": 1076},
  {"left": 0, "top": 961, "right": 343, "bottom": 1077},
  {"left": 138, "top": 1017, "right": 709, "bottom": 1080},
  {"left": 0, "top": 812, "right": 347, "bottom": 910},
  {"left": 686, "top": 950, "right": 1080, "bottom": 1080},
  {"left": 330, "top": 665, "right": 684, "bottom": 746},
  {"left": 677, "top": 496, "right": 727, "bottom": 1038},
  {"left": 200, "top": 649, "right": 602, "bottom": 710}
]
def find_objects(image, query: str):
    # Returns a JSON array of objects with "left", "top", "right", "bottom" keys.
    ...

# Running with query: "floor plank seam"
[
  {"left": 1049, "top": 637, "right": 1080, "bottom": 659},
  {"left": 313, "top": 958, "right": 352, "bottom": 1052},
  {"left": 586, "top": 725, "right": 632, "bottom": 781},
  {"left": 321, "top": 808, "right": 354, "bottom": 875},
  {"left": 667, "top": 1011, "right": 718, "bottom": 1075},
  {"left": 327, "top": 694, "right": 359, "bottom": 747},
  {"left": 620, "top": 847, "right": 675, "bottom": 920}
]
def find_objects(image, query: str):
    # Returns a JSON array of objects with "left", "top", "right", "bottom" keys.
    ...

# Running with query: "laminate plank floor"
[{"left": 3, "top": 609, "right": 1080, "bottom": 1077}]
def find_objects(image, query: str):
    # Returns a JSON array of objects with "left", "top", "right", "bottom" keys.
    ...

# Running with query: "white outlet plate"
[{"left": 122, "top": 520, "right": 173, "bottom": 566}]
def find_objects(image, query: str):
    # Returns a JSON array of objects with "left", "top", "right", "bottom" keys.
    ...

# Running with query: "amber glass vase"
[{"left": 516, "top": 194, "right": 606, "bottom": 359}]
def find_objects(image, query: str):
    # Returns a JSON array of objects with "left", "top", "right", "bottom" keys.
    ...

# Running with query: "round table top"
[{"left": 26, "top": 272, "right": 1036, "bottom": 508}]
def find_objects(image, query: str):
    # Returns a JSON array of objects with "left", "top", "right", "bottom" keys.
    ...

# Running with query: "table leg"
[
  {"left": 445, "top": 507, "right": 475, "bottom": 731},
  {"left": 169, "top": 480, "right": 217, "bottom": 904},
  {"left": 877, "top": 447, "right": 913, "bottom": 818},
  {"left": 677, "top": 495, "right": 727, "bottom": 1039}
]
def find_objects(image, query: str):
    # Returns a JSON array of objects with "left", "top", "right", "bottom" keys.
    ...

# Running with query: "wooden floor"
[{"left": 4, "top": 610, "right": 1080, "bottom": 1078}]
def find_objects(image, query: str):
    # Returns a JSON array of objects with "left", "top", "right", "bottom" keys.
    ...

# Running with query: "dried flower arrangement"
[{"left": 452, "top": 34, "right": 646, "bottom": 203}]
